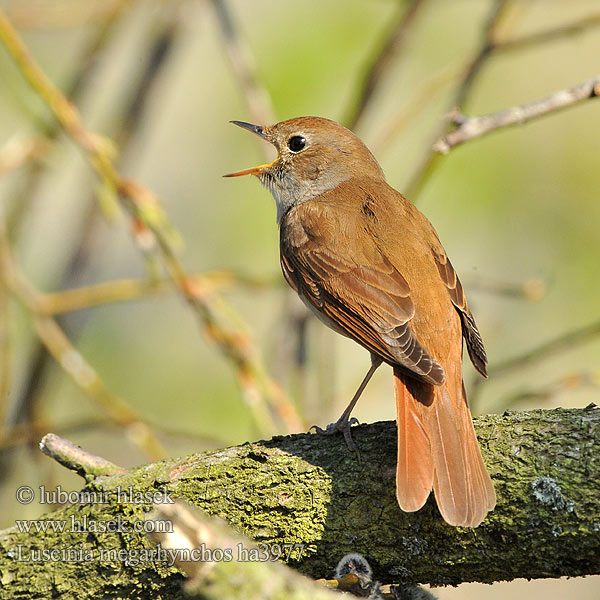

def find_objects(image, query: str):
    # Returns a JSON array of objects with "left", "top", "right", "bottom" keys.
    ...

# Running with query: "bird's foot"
[{"left": 310, "top": 416, "right": 361, "bottom": 460}]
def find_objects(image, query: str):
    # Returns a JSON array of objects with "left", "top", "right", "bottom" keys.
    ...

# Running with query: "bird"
[{"left": 224, "top": 116, "right": 496, "bottom": 527}]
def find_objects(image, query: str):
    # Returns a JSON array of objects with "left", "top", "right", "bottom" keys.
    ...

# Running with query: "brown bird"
[{"left": 225, "top": 116, "right": 495, "bottom": 527}]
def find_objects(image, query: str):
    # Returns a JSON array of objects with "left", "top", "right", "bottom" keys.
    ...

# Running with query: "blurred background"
[{"left": 0, "top": 0, "right": 598, "bottom": 597}]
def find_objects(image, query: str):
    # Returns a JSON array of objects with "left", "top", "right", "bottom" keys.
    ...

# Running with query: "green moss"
[{"left": 0, "top": 407, "right": 599, "bottom": 597}]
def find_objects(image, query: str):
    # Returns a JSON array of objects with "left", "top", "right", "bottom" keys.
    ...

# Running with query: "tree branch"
[
  {"left": 210, "top": 0, "right": 276, "bottom": 129},
  {"left": 495, "top": 12, "right": 600, "bottom": 53},
  {"left": 488, "top": 317, "right": 600, "bottom": 380},
  {"left": 433, "top": 75, "right": 600, "bottom": 153},
  {"left": 403, "top": 3, "right": 600, "bottom": 199},
  {"left": 344, "top": 0, "right": 425, "bottom": 130},
  {"left": 0, "top": 407, "right": 598, "bottom": 598},
  {"left": 147, "top": 501, "right": 342, "bottom": 600},
  {"left": 39, "top": 433, "right": 126, "bottom": 479},
  {"left": 0, "top": 7, "right": 303, "bottom": 437},
  {"left": 0, "top": 217, "right": 168, "bottom": 460},
  {"left": 34, "top": 271, "right": 280, "bottom": 316},
  {"left": 404, "top": 0, "right": 511, "bottom": 199}
]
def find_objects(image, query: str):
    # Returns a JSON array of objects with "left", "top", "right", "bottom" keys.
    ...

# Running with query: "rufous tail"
[{"left": 394, "top": 367, "right": 496, "bottom": 527}]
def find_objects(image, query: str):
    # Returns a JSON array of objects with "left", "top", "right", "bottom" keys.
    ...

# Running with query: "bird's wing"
[
  {"left": 431, "top": 247, "right": 488, "bottom": 377},
  {"left": 280, "top": 212, "right": 445, "bottom": 385}
]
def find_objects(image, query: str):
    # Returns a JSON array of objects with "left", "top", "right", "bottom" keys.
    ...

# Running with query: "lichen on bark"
[{"left": 0, "top": 406, "right": 598, "bottom": 599}]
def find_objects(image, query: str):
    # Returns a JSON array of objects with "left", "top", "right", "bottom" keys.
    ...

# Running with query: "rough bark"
[{"left": 0, "top": 406, "right": 598, "bottom": 599}]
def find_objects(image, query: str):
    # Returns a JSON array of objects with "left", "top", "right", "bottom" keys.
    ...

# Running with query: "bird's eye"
[{"left": 288, "top": 136, "right": 306, "bottom": 152}]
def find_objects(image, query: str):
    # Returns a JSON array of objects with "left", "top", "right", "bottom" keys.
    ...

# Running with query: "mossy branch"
[{"left": 0, "top": 406, "right": 598, "bottom": 598}]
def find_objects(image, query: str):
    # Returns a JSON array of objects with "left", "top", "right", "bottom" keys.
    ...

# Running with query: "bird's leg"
[{"left": 311, "top": 355, "right": 383, "bottom": 458}]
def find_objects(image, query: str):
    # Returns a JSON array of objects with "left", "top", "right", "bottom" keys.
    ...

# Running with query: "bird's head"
[{"left": 224, "top": 116, "right": 385, "bottom": 222}]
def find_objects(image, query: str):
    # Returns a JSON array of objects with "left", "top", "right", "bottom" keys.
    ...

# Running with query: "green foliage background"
[{"left": 0, "top": 1, "right": 598, "bottom": 597}]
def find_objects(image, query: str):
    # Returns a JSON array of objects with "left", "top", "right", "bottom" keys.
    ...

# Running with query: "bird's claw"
[
  {"left": 310, "top": 417, "right": 361, "bottom": 461},
  {"left": 310, "top": 416, "right": 359, "bottom": 435}
]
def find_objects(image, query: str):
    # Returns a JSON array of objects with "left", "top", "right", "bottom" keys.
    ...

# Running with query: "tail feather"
[
  {"left": 394, "top": 368, "right": 433, "bottom": 512},
  {"left": 429, "top": 388, "right": 470, "bottom": 525},
  {"left": 463, "top": 386, "right": 496, "bottom": 514},
  {"left": 394, "top": 368, "right": 495, "bottom": 527}
]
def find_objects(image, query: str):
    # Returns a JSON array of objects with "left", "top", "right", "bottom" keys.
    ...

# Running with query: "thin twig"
[
  {"left": 488, "top": 319, "right": 600, "bottom": 380},
  {"left": 491, "top": 370, "right": 599, "bottom": 413},
  {"left": 405, "top": 4, "right": 600, "bottom": 198},
  {"left": 0, "top": 213, "right": 167, "bottom": 460},
  {"left": 38, "top": 271, "right": 281, "bottom": 315},
  {"left": 40, "top": 433, "right": 126, "bottom": 478},
  {"left": 404, "top": 0, "right": 511, "bottom": 200},
  {"left": 210, "top": 0, "right": 276, "bottom": 130},
  {"left": 0, "top": 205, "right": 11, "bottom": 424},
  {"left": 1, "top": 9, "right": 178, "bottom": 480},
  {"left": 344, "top": 0, "right": 425, "bottom": 130},
  {"left": 465, "top": 275, "right": 547, "bottom": 301},
  {"left": 496, "top": 12, "right": 600, "bottom": 52},
  {"left": 0, "top": 8, "right": 302, "bottom": 435},
  {"left": 434, "top": 75, "right": 600, "bottom": 153},
  {"left": 0, "top": 135, "right": 49, "bottom": 175}
]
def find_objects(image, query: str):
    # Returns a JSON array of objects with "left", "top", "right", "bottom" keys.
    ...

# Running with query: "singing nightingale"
[{"left": 225, "top": 116, "right": 495, "bottom": 527}]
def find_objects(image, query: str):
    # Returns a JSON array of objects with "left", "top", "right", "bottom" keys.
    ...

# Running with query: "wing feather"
[
  {"left": 432, "top": 248, "right": 488, "bottom": 377},
  {"left": 281, "top": 216, "right": 445, "bottom": 385}
]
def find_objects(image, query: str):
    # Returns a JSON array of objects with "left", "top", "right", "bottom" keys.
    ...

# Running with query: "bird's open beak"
[{"left": 223, "top": 120, "right": 277, "bottom": 178}]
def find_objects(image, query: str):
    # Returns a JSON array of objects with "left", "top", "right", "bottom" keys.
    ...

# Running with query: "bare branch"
[
  {"left": 0, "top": 226, "right": 168, "bottom": 460},
  {"left": 39, "top": 433, "right": 126, "bottom": 478},
  {"left": 36, "top": 271, "right": 281, "bottom": 316},
  {"left": 1, "top": 407, "right": 599, "bottom": 596},
  {"left": 344, "top": 0, "right": 425, "bottom": 130},
  {"left": 148, "top": 501, "right": 340, "bottom": 599},
  {"left": 405, "top": 6, "right": 600, "bottom": 198},
  {"left": 434, "top": 75, "right": 600, "bottom": 153},
  {"left": 210, "top": 0, "right": 276, "bottom": 131},
  {"left": 404, "top": 0, "right": 511, "bottom": 199},
  {"left": 453, "top": 0, "right": 512, "bottom": 108},
  {"left": 491, "top": 371, "right": 599, "bottom": 413},
  {"left": 488, "top": 318, "right": 600, "bottom": 380},
  {"left": 0, "top": 8, "right": 303, "bottom": 435},
  {"left": 496, "top": 12, "right": 600, "bottom": 53}
]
